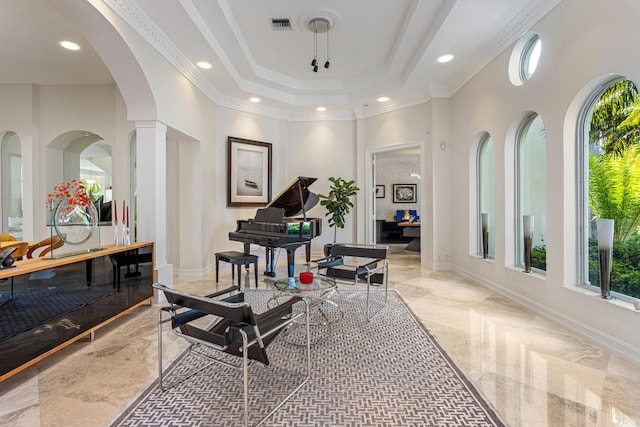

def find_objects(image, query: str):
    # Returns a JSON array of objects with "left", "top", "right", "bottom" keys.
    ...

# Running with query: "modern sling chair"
[
  {"left": 314, "top": 243, "right": 389, "bottom": 320},
  {"left": 153, "top": 283, "right": 311, "bottom": 427}
]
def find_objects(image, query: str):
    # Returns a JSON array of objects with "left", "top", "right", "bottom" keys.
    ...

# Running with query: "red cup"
[{"left": 299, "top": 271, "right": 314, "bottom": 284}]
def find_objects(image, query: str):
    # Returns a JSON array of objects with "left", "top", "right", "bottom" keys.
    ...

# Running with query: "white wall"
[
  {"left": 286, "top": 120, "right": 357, "bottom": 247},
  {"left": 448, "top": 0, "right": 640, "bottom": 364}
]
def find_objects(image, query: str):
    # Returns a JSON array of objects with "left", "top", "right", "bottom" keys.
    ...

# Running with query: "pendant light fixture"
[
  {"left": 311, "top": 19, "right": 319, "bottom": 72},
  {"left": 308, "top": 17, "right": 331, "bottom": 73}
]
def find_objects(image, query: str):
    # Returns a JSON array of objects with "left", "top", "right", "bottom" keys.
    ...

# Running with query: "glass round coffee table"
[{"left": 271, "top": 275, "right": 343, "bottom": 345}]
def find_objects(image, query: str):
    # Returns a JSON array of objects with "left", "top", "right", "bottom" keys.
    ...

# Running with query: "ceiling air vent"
[{"left": 271, "top": 18, "right": 292, "bottom": 31}]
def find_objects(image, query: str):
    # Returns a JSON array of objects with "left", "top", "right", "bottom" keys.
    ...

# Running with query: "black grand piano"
[{"left": 229, "top": 176, "right": 322, "bottom": 278}]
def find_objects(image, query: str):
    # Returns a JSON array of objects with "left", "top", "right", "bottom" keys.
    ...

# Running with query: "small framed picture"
[
  {"left": 393, "top": 184, "right": 417, "bottom": 203},
  {"left": 375, "top": 185, "right": 385, "bottom": 198}
]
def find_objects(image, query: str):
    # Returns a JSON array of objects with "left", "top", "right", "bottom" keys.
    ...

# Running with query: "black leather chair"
[
  {"left": 314, "top": 243, "right": 389, "bottom": 320},
  {"left": 153, "top": 283, "right": 310, "bottom": 427}
]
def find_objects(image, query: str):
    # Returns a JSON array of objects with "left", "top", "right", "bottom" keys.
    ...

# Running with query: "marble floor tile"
[{"left": 0, "top": 245, "right": 639, "bottom": 426}]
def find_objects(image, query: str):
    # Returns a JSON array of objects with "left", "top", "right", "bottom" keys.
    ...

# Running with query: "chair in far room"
[{"left": 153, "top": 283, "right": 311, "bottom": 427}]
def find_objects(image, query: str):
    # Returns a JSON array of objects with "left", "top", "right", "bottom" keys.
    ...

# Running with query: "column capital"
[{"left": 134, "top": 120, "right": 167, "bottom": 132}]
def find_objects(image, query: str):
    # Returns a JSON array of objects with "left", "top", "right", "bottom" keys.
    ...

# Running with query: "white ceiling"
[{"left": 0, "top": 0, "right": 561, "bottom": 118}]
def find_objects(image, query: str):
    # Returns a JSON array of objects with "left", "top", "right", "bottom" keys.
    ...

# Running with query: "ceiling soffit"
[{"left": 102, "top": 0, "right": 562, "bottom": 121}]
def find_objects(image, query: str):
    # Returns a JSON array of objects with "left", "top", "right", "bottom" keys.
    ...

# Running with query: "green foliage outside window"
[
  {"left": 587, "top": 78, "right": 640, "bottom": 299},
  {"left": 589, "top": 149, "right": 640, "bottom": 242},
  {"left": 587, "top": 237, "right": 640, "bottom": 298},
  {"left": 531, "top": 244, "right": 547, "bottom": 271}
]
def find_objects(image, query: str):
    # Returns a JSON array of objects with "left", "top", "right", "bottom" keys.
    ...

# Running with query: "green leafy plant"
[
  {"left": 589, "top": 148, "right": 640, "bottom": 242},
  {"left": 589, "top": 79, "right": 640, "bottom": 156},
  {"left": 588, "top": 236, "right": 640, "bottom": 298},
  {"left": 318, "top": 177, "right": 360, "bottom": 243},
  {"left": 82, "top": 179, "right": 102, "bottom": 203},
  {"left": 531, "top": 244, "right": 547, "bottom": 271}
]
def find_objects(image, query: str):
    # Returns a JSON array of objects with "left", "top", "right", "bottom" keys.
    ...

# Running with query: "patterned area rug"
[
  {"left": 0, "top": 289, "right": 115, "bottom": 341},
  {"left": 111, "top": 290, "right": 505, "bottom": 427}
]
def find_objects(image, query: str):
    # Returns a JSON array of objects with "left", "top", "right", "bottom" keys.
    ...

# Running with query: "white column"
[
  {"left": 356, "top": 118, "right": 366, "bottom": 244},
  {"left": 135, "top": 120, "right": 173, "bottom": 286}
]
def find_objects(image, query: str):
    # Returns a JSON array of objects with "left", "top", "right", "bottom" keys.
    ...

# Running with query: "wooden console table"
[{"left": 0, "top": 242, "right": 154, "bottom": 381}]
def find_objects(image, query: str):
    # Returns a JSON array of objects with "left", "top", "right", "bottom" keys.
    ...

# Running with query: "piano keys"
[{"left": 229, "top": 177, "right": 322, "bottom": 278}]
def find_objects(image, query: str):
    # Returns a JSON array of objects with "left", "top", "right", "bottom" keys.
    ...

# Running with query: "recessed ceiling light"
[
  {"left": 196, "top": 61, "right": 212, "bottom": 69},
  {"left": 249, "top": 97, "right": 261, "bottom": 103},
  {"left": 437, "top": 54, "right": 454, "bottom": 63},
  {"left": 377, "top": 96, "right": 390, "bottom": 103},
  {"left": 60, "top": 41, "right": 80, "bottom": 51},
  {"left": 316, "top": 106, "right": 326, "bottom": 112}
]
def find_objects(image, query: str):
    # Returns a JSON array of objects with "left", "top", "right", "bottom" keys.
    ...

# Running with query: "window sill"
[
  {"left": 565, "top": 285, "right": 640, "bottom": 313},
  {"left": 505, "top": 265, "right": 547, "bottom": 282},
  {"left": 470, "top": 253, "right": 495, "bottom": 263}
]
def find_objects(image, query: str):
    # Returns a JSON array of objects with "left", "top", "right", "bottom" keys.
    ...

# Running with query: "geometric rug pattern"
[
  {"left": 111, "top": 289, "right": 505, "bottom": 427},
  {"left": 0, "top": 289, "right": 115, "bottom": 342}
]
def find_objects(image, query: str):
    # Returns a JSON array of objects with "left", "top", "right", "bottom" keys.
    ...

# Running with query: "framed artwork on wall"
[
  {"left": 227, "top": 136, "right": 272, "bottom": 207},
  {"left": 393, "top": 184, "right": 417, "bottom": 203},
  {"left": 375, "top": 185, "right": 385, "bottom": 198}
]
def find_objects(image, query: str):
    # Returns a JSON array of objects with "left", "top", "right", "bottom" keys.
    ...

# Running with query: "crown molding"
[
  {"left": 213, "top": 95, "right": 288, "bottom": 120},
  {"left": 354, "top": 93, "right": 428, "bottom": 119},
  {"left": 287, "top": 110, "right": 355, "bottom": 122},
  {"left": 100, "top": 0, "right": 430, "bottom": 122},
  {"left": 103, "top": 0, "right": 223, "bottom": 101},
  {"left": 103, "top": 0, "right": 561, "bottom": 123},
  {"left": 448, "top": 0, "right": 563, "bottom": 95}
]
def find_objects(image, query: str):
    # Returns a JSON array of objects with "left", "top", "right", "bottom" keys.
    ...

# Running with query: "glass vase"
[{"left": 54, "top": 199, "right": 98, "bottom": 245}]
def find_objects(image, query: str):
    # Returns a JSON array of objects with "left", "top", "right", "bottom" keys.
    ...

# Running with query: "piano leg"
[
  {"left": 264, "top": 247, "right": 276, "bottom": 277},
  {"left": 286, "top": 247, "right": 296, "bottom": 278},
  {"left": 305, "top": 243, "right": 311, "bottom": 267}
]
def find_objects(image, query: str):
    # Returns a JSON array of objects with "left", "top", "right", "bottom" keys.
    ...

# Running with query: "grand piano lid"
[{"left": 267, "top": 176, "right": 318, "bottom": 217}]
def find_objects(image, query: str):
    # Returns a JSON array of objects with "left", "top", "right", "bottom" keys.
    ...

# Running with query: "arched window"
[
  {"left": 477, "top": 134, "right": 494, "bottom": 258},
  {"left": 579, "top": 78, "right": 640, "bottom": 300},
  {"left": 516, "top": 113, "right": 547, "bottom": 271}
]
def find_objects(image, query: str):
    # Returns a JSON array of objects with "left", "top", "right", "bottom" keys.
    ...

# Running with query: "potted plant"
[{"left": 319, "top": 177, "right": 360, "bottom": 253}]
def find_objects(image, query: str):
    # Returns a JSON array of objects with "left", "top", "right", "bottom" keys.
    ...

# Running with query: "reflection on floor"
[{"left": 1, "top": 245, "right": 639, "bottom": 426}]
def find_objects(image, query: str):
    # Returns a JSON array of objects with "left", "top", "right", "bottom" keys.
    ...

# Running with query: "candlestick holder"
[{"left": 114, "top": 222, "right": 120, "bottom": 246}]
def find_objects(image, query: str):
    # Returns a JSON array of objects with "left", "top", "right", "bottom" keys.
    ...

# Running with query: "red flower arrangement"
[{"left": 47, "top": 179, "right": 91, "bottom": 209}]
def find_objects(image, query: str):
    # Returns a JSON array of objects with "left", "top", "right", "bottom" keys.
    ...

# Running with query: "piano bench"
[{"left": 215, "top": 251, "right": 259, "bottom": 288}]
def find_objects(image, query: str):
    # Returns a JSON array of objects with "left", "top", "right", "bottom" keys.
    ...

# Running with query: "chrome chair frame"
[
  {"left": 154, "top": 283, "right": 311, "bottom": 427},
  {"left": 314, "top": 243, "right": 389, "bottom": 320}
]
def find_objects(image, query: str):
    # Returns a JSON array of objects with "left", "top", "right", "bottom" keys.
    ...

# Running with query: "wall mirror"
[
  {"left": 55, "top": 131, "right": 113, "bottom": 225},
  {"left": 1, "top": 131, "right": 23, "bottom": 240}
]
